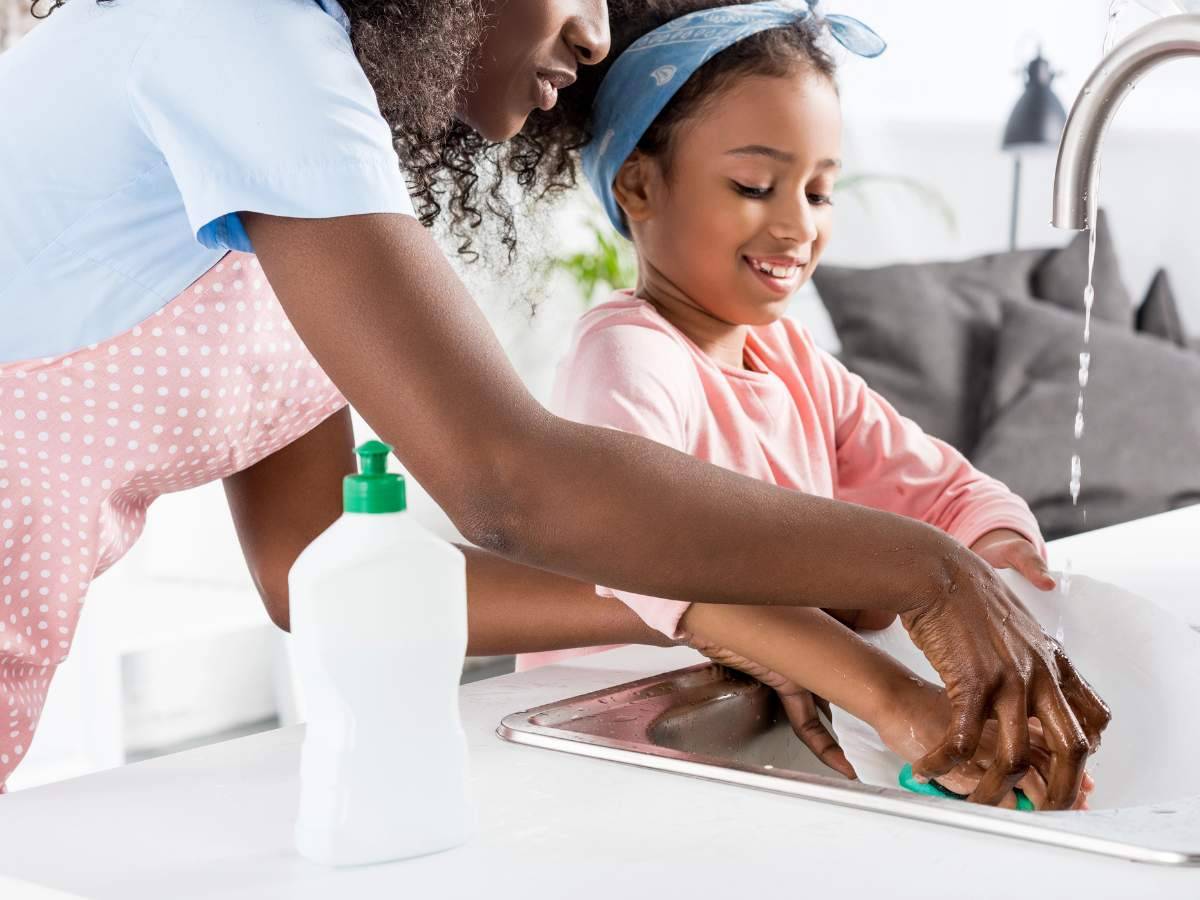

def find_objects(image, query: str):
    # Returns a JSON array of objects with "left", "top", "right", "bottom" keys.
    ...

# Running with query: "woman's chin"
[{"left": 457, "top": 105, "right": 530, "bottom": 142}]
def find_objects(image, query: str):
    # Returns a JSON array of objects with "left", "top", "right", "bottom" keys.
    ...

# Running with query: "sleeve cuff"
[
  {"left": 598, "top": 586, "right": 692, "bottom": 641},
  {"left": 188, "top": 159, "right": 416, "bottom": 252}
]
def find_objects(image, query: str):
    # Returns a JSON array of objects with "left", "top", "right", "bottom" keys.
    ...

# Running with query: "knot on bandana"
[{"left": 581, "top": 1, "right": 885, "bottom": 237}]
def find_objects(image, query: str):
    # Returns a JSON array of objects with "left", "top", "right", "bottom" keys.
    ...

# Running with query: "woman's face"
[
  {"left": 459, "top": 0, "right": 611, "bottom": 141},
  {"left": 621, "top": 70, "right": 843, "bottom": 327}
]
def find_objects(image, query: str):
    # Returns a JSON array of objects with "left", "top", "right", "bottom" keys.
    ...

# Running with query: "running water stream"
[{"left": 1062, "top": 4, "right": 1130, "bottom": 597}]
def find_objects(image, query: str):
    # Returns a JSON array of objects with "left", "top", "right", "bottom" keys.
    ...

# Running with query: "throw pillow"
[
  {"left": 1136, "top": 268, "right": 1189, "bottom": 349},
  {"left": 1030, "top": 209, "right": 1134, "bottom": 328},
  {"left": 973, "top": 297, "right": 1200, "bottom": 539},
  {"left": 814, "top": 249, "right": 1045, "bottom": 453}
]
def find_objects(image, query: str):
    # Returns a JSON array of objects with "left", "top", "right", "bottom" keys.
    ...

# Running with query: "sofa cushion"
[
  {"left": 1030, "top": 209, "right": 1134, "bottom": 328},
  {"left": 1136, "top": 268, "right": 1189, "bottom": 349},
  {"left": 813, "top": 249, "right": 1045, "bottom": 453},
  {"left": 973, "top": 297, "right": 1200, "bottom": 539}
]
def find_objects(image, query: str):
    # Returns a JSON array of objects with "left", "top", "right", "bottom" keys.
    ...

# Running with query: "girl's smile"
[{"left": 744, "top": 253, "right": 811, "bottom": 295}]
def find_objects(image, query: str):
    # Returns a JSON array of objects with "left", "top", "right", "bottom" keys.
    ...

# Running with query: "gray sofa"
[{"left": 813, "top": 210, "right": 1200, "bottom": 540}]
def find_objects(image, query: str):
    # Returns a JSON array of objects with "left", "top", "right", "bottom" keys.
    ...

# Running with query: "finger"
[
  {"left": 967, "top": 687, "right": 1032, "bottom": 807},
  {"left": 933, "top": 754, "right": 992, "bottom": 796},
  {"left": 1018, "top": 764, "right": 1049, "bottom": 810},
  {"left": 1011, "top": 545, "right": 1056, "bottom": 591},
  {"left": 914, "top": 685, "right": 993, "bottom": 782},
  {"left": 778, "top": 690, "right": 858, "bottom": 780},
  {"left": 1026, "top": 741, "right": 1054, "bottom": 785},
  {"left": 1056, "top": 652, "right": 1112, "bottom": 753},
  {"left": 1034, "top": 681, "right": 1092, "bottom": 811}
]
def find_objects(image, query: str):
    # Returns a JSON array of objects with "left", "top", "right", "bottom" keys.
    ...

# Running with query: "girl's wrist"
[{"left": 871, "top": 672, "right": 949, "bottom": 763}]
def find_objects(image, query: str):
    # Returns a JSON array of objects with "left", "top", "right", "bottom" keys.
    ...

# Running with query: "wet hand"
[
  {"left": 899, "top": 542, "right": 1110, "bottom": 810},
  {"left": 877, "top": 677, "right": 1095, "bottom": 811},
  {"left": 970, "top": 528, "right": 1056, "bottom": 592}
]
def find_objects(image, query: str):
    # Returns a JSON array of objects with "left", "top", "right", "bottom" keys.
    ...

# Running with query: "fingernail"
[{"left": 913, "top": 773, "right": 930, "bottom": 784}]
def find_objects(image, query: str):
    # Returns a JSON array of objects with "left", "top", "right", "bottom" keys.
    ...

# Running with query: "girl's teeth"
[{"left": 753, "top": 260, "right": 796, "bottom": 278}]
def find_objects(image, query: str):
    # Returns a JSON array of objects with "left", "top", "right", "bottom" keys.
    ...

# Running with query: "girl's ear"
[{"left": 613, "top": 151, "right": 659, "bottom": 228}]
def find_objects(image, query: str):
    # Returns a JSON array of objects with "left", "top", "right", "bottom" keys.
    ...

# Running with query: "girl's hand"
[
  {"left": 875, "top": 676, "right": 1095, "bottom": 811},
  {"left": 970, "top": 528, "right": 1056, "bottom": 592},
  {"left": 682, "top": 633, "right": 858, "bottom": 781}
]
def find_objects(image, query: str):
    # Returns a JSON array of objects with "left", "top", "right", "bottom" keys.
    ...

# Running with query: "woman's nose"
[{"left": 564, "top": 0, "right": 612, "bottom": 65}]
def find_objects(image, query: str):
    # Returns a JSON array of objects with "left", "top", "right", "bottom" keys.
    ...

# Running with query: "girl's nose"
[
  {"left": 564, "top": 0, "right": 612, "bottom": 65},
  {"left": 771, "top": 195, "right": 820, "bottom": 245}
]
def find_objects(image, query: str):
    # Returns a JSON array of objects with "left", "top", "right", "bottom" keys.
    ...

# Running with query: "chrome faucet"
[{"left": 1053, "top": 14, "right": 1200, "bottom": 230}]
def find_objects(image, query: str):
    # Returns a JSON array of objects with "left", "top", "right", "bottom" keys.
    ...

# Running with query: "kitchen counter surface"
[{"left": 2, "top": 508, "right": 1199, "bottom": 899}]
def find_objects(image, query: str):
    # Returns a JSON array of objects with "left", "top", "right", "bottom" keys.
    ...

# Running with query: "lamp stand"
[{"left": 1009, "top": 155, "right": 1022, "bottom": 252}]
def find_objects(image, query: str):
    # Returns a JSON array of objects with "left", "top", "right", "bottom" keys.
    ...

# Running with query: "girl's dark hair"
[{"left": 44, "top": 0, "right": 833, "bottom": 258}]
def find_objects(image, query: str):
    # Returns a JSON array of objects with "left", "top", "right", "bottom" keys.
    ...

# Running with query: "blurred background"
[{"left": 4, "top": 0, "right": 1198, "bottom": 789}]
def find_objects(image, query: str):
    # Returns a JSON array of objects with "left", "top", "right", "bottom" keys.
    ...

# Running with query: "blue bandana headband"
[{"left": 581, "top": 1, "right": 886, "bottom": 238}]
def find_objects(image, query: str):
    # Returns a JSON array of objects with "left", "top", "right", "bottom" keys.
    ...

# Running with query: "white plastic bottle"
[{"left": 289, "top": 440, "right": 474, "bottom": 866}]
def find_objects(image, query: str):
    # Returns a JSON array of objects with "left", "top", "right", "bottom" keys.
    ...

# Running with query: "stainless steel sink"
[{"left": 498, "top": 663, "right": 1200, "bottom": 866}]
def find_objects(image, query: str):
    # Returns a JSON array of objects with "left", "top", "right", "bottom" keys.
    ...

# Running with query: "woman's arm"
[
  {"left": 242, "top": 211, "right": 1109, "bottom": 810},
  {"left": 243, "top": 212, "right": 946, "bottom": 612},
  {"left": 222, "top": 407, "right": 670, "bottom": 653}
]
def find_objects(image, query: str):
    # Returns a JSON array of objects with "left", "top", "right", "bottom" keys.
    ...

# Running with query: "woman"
[{"left": 0, "top": 0, "right": 1107, "bottom": 807}]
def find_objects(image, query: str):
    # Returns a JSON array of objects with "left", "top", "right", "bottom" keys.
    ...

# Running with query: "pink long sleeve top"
[{"left": 516, "top": 293, "right": 1044, "bottom": 671}]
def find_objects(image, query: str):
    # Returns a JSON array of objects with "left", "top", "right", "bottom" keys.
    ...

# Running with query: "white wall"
[{"left": 823, "top": 0, "right": 1200, "bottom": 328}]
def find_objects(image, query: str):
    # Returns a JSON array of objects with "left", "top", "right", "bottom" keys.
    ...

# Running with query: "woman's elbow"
[
  {"left": 442, "top": 449, "right": 547, "bottom": 560},
  {"left": 451, "top": 486, "right": 533, "bottom": 559},
  {"left": 250, "top": 567, "right": 292, "bottom": 633}
]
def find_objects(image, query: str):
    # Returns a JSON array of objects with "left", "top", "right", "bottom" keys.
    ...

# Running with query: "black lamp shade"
[{"left": 1002, "top": 55, "right": 1067, "bottom": 149}]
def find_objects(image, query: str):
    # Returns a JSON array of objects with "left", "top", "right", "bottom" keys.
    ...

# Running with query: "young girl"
[
  {"left": 0, "top": 0, "right": 1104, "bottom": 804},
  {"left": 519, "top": 0, "right": 1098, "bottom": 809}
]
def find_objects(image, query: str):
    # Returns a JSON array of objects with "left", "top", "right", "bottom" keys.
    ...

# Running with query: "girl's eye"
[
  {"left": 808, "top": 193, "right": 834, "bottom": 207},
  {"left": 733, "top": 181, "right": 772, "bottom": 199}
]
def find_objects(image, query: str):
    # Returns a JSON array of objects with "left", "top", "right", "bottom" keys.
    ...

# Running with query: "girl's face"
[
  {"left": 618, "top": 70, "right": 842, "bottom": 327},
  {"left": 460, "top": 0, "right": 611, "bottom": 141}
]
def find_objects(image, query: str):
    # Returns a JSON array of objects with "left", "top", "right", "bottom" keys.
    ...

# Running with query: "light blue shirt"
[{"left": 0, "top": 0, "right": 414, "bottom": 362}]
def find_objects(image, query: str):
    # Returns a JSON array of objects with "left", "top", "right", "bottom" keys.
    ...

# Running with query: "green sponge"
[{"left": 898, "top": 763, "right": 1035, "bottom": 812}]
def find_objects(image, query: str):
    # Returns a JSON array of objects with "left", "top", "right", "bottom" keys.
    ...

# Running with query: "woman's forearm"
[
  {"left": 248, "top": 212, "right": 960, "bottom": 620},
  {"left": 505, "top": 415, "right": 959, "bottom": 615},
  {"left": 461, "top": 545, "right": 672, "bottom": 656}
]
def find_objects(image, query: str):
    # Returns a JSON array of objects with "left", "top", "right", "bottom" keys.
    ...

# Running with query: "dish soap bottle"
[{"left": 290, "top": 440, "right": 473, "bottom": 866}]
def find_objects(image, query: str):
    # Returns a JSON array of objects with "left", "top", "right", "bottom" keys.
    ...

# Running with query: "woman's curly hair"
[{"left": 38, "top": 0, "right": 832, "bottom": 259}]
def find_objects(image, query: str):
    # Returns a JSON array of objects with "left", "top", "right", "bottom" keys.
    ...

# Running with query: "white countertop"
[{"left": 2, "top": 509, "right": 1199, "bottom": 899}]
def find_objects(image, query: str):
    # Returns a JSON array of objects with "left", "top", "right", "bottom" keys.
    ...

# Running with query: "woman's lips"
[
  {"left": 536, "top": 76, "right": 559, "bottom": 111},
  {"left": 533, "top": 69, "right": 576, "bottom": 112}
]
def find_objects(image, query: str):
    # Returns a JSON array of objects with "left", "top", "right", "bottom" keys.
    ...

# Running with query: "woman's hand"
[
  {"left": 874, "top": 675, "right": 1095, "bottom": 810},
  {"left": 970, "top": 528, "right": 1056, "bottom": 592},
  {"left": 898, "top": 542, "right": 1110, "bottom": 810},
  {"left": 683, "top": 633, "right": 857, "bottom": 781}
]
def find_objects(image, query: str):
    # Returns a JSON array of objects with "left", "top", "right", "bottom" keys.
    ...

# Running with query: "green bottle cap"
[{"left": 343, "top": 440, "right": 406, "bottom": 514}]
